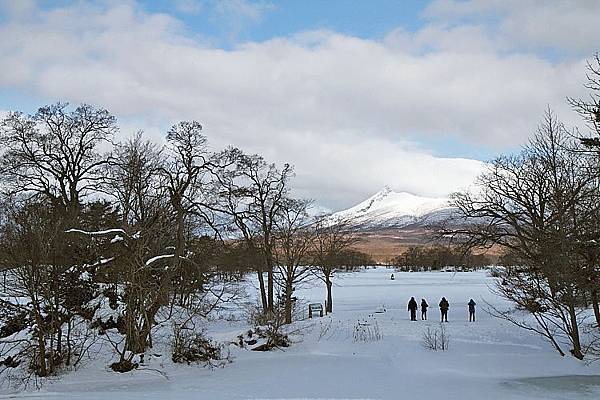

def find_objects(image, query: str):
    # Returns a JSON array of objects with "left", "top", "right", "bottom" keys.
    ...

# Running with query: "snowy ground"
[{"left": 2, "top": 268, "right": 600, "bottom": 399}]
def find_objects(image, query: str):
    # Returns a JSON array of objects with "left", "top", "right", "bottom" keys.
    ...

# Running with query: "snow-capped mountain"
[{"left": 331, "top": 186, "right": 456, "bottom": 230}]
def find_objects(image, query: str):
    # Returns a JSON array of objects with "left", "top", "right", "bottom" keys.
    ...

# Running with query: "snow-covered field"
[{"left": 3, "top": 268, "right": 600, "bottom": 399}]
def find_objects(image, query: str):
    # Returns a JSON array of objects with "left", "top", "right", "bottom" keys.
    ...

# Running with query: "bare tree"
[
  {"left": 445, "top": 111, "right": 594, "bottom": 359},
  {"left": 216, "top": 148, "right": 293, "bottom": 314},
  {"left": 0, "top": 103, "right": 116, "bottom": 216},
  {"left": 569, "top": 53, "right": 600, "bottom": 146},
  {"left": 0, "top": 200, "right": 66, "bottom": 377},
  {"left": 273, "top": 198, "right": 315, "bottom": 324},
  {"left": 567, "top": 53, "right": 600, "bottom": 329},
  {"left": 102, "top": 132, "right": 164, "bottom": 227},
  {"left": 159, "top": 121, "right": 224, "bottom": 307},
  {"left": 0, "top": 199, "right": 108, "bottom": 378},
  {"left": 72, "top": 123, "right": 227, "bottom": 370},
  {"left": 311, "top": 217, "right": 359, "bottom": 314},
  {"left": 0, "top": 103, "right": 117, "bottom": 377}
]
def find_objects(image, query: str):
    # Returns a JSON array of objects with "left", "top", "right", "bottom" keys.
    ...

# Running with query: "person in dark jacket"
[
  {"left": 468, "top": 299, "right": 476, "bottom": 322},
  {"left": 439, "top": 297, "right": 449, "bottom": 322},
  {"left": 421, "top": 298, "right": 428, "bottom": 320},
  {"left": 408, "top": 297, "right": 418, "bottom": 321}
]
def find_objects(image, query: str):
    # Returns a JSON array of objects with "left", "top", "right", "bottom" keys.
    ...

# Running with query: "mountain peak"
[
  {"left": 332, "top": 187, "right": 452, "bottom": 229},
  {"left": 379, "top": 185, "right": 393, "bottom": 195},
  {"left": 372, "top": 185, "right": 393, "bottom": 202}
]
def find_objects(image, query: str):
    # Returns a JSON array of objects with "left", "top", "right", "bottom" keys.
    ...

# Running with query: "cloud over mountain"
[{"left": 0, "top": 1, "right": 595, "bottom": 209}]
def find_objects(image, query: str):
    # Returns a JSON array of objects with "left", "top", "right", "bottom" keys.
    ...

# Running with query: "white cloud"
[
  {"left": 0, "top": 1, "right": 595, "bottom": 209},
  {"left": 209, "top": 0, "right": 274, "bottom": 40},
  {"left": 212, "top": 0, "right": 272, "bottom": 22},
  {"left": 0, "top": 0, "right": 36, "bottom": 19},
  {"left": 175, "top": 0, "right": 202, "bottom": 15},
  {"left": 283, "top": 131, "right": 484, "bottom": 208},
  {"left": 424, "top": 0, "right": 600, "bottom": 55},
  {"left": 385, "top": 25, "right": 500, "bottom": 54}
]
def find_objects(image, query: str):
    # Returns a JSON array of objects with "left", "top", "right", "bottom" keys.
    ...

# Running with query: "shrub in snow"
[
  {"left": 172, "top": 328, "right": 228, "bottom": 367},
  {"left": 352, "top": 316, "right": 382, "bottom": 342},
  {"left": 0, "top": 307, "right": 28, "bottom": 339},
  {"left": 0, "top": 356, "right": 19, "bottom": 369},
  {"left": 243, "top": 301, "right": 294, "bottom": 351},
  {"left": 257, "top": 325, "right": 291, "bottom": 351},
  {"left": 246, "top": 303, "right": 272, "bottom": 327},
  {"left": 422, "top": 324, "right": 450, "bottom": 351},
  {"left": 110, "top": 359, "right": 138, "bottom": 373},
  {"left": 237, "top": 301, "right": 300, "bottom": 350},
  {"left": 317, "top": 317, "right": 333, "bottom": 341},
  {"left": 316, "top": 317, "right": 348, "bottom": 341},
  {"left": 236, "top": 326, "right": 291, "bottom": 352}
]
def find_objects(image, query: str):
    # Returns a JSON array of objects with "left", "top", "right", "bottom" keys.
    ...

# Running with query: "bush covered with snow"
[{"left": 172, "top": 329, "right": 228, "bottom": 367}]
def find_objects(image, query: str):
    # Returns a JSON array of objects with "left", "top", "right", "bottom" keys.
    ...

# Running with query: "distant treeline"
[
  {"left": 391, "top": 245, "right": 492, "bottom": 271},
  {"left": 216, "top": 244, "right": 374, "bottom": 279}
]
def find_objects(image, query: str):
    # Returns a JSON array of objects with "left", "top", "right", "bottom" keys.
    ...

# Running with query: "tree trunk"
[
  {"left": 263, "top": 226, "right": 275, "bottom": 313},
  {"left": 257, "top": 268, "right": 268, "bottom": 313},
  {"left": 266, "top": 246, "right": 274, "bottom": 313},
  {"left": 568, "top": 302, "right": 584, "bottom": 359},
  {"left": 32, "top": 306, "right": 48, "bottom": 376},
  {"left": 284, "top": 280, "right": 293, "bottom": 324},
  {"left": 37, "top": 334, "right": 48, "bottom": 376},
  {"left": 591, "top": 289, "right": 600, "bottom": 329},
  {"left": 57, "top": 324, "right": 62, "bottom": 355},
  {"left": 267, "top": 267, "right": 274, "bottom": 313},
  {"left": 66, "top": 320, "right": 72, "bottom": 366},
  {"left": 325, "top": 276, "right": 333, "bottom": 314}
]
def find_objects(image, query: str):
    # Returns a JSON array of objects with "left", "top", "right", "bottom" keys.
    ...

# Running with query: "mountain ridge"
[{"left": 331, "top": 186, "right": 456, "bottom": 231}]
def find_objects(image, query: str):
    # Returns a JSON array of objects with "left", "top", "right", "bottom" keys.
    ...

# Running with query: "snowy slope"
[
  {"left": 332, "top": 186, "right": 456, "bottom": 229},
  {"left": 15, "top": 269, "right": 600, "bottom": 400}
]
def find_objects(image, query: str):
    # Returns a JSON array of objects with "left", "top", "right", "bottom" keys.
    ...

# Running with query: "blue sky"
[
  {"left": 0, "top": 0, "right": 598, "bottom": 209},
  {"left": 144, "top": 0, "right": 428, "bottom": 44}
]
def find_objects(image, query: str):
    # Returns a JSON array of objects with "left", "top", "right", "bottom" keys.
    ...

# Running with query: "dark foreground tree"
[
  {"left": 0, "top": 103, "right": 117, "bottom": 378},
  {"left": 568, "top": 53, "right": 600, "bottom": 331},
  {"left": 446, "top": 111, "right": 595, "bottom": 359}
]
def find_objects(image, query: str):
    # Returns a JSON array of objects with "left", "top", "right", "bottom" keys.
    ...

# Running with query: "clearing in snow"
[{"left": 2, "top": 268, "right": 599, "bottom": 400}]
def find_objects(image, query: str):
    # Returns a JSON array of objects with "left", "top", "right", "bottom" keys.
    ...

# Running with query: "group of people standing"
[{"left": 407, "top": 297, "right": 477, "bottom": 322}]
